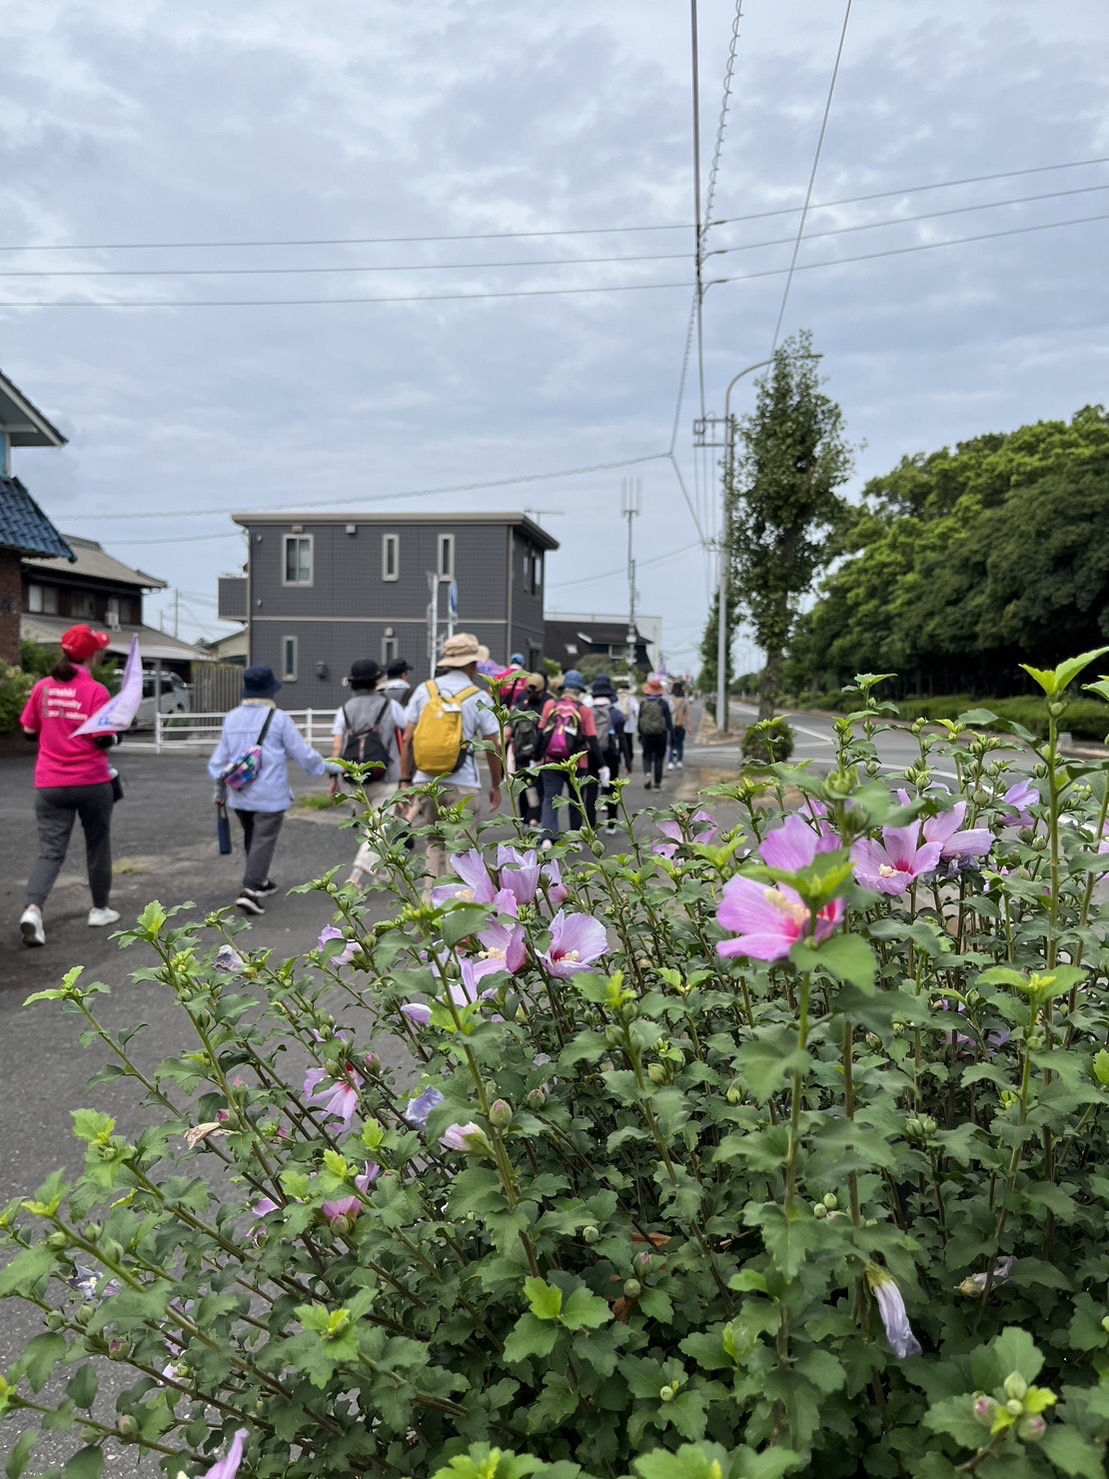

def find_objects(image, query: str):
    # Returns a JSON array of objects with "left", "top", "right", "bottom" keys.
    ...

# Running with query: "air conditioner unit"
[{"left": 107, "top": 615, "right": 121, "bottom": 630}]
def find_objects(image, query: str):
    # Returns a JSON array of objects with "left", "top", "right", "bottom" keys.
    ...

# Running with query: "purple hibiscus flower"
[
  {"left": 401, "top": 1002, "right": 432, "bottom": 1028},
  {"left": 202, "top": 1429, "right": 250, "bottom": 1479},
  {"left": 303, "top": 1061, "right": 363, "bottom": 1134},
  {"left": 922, "top": 801, "right": 992, "bottom": 861},
  {"left": 866, "top": 1269, "right": 922, "bottom": 1360},
  {"left": 322, "top": 1161, "right": 380, "bottom": 1227},
  {"left": 538, "top": 911, "right": 609, "bottom": 977},
  {"left": 1001, "top": 778, "right": 1039, "bottom": 828},
  {"left": 653, "top": 809, "right": 720, "bottom": 859},
  {"left": 432, "top": 848, "right": 497, "bottom": 906},
  {"left": 317, "top": 925, "right": 360, "bottom": 966},
  {"left": 852, "top": 821, "right": 942, "bottom": 897},
  {"left": 497, "top": 845, "right": 540, "bottom": 905},
  {"left": 541, "top": 859, "right": 569, "bottom": 908},
  {"left": 403, "top": 1085, "right": 445, "bottom": 1129}
]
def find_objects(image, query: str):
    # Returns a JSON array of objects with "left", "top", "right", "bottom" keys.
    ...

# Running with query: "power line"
[
  {"left": 0, "top": 155, "right": 1103, "bottom": 261},
  {"left": 769, "top": 0, "right": 853, "bottom": 354},
  {"left": 88, "top": 452, "right": 672, "bottom": 520},
  {"left": 4, "top": 205, "right": 1106, "bottom": 313},
  {"left": 548, "top": 539, "right": 703, "bottom": 591},
  {"left": 1, "top": 180, "right": 1101, "bottom": 282}
]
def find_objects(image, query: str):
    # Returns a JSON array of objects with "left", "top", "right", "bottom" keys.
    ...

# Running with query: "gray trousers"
[
  {"left": 27, "top": 783, "right": 114, "bottom": 910},
  {"left": 234, "top": 809, "right": 285, "bottom": 891}
]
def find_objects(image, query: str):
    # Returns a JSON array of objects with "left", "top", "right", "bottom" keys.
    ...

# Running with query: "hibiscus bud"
[
  {"left": 46, "top": 1231, "right": 68, "bottom": 1250},
  {"left": 726, "top": 1086, "right": 742, "bottom": 1105},
  {"left": 823, "top": 1193, "right": 838, "bottom": 1210},
  {"left": 117, "top": 1416, "right": 138, "bottom": 1438},
  {"left": 107, "top": 1338, "right": 127, "bottom": 1360},
  {"left": 1101, "top": 1316, "right": 1109, "bottom": 1334},
  {"left": 76, "top": 1304, "right": 95, "bottom": 1326},
  {"left": 622, "top": 1002, "right": 640, "bottom": 1022},
  {"left": 605, "top": 1025, "right": 624, "bottom": 1045},
  {"left": 515, "top": 1005, "right": 529, "bottom": 1024},
  {"left": 973, "top": 1395, "right": 999, "bottom": 1427},
  {"left": 637, "top": 957, "right": 650, "bottom": 971},
  {"left": 102, "top": 1237, "right": 124, "bottom": 1263},
  {"left": 623, "top": 1279, "right": 641, "bottom": 1299},
  {"left": 647, "top": 1064, "right": 667, "bottom": 1084},
  {"left": 45, "top": 1310, "right": 64, "bottom": 1330},
  {"left": 526, "top": 1086, "right": 548, "bottom": 1109},
  {"left": 83, "top": 1222, "right": 102, "bottom": 1241},
  {"left": 1018, "top": 1415, "right": 1046, "bottom": 1443},
  {"left": 637, "top": 1252, "right": 652, "bottom": 1271},
  {"left": 1003, "top": 1372, "right": 1028, "bottom": 1402},
  {"left": 582, "top": 1226, "right": 600, "bottom": 1244},
  {"left": 1005, "top": 1398, "right": 1024, "bottom": 1416},
  {"left": 813, "top": 1202, "right": 827, "bottom": 1219},
  {"left": 330, "top": 1215, "right": 352, "bottom": 1236},
  {"left": 1047, "top": 701, "right": 1066, "bottom": 719},
  {"left": 659, "top": 1385, "right": 675, "bottom": 1402},
  {"left": 489, "top": 1100, "right": 512, "bottom": 1129},
  {"left": 1031, "top": 834, "right": 1047, "bottom": 851}
]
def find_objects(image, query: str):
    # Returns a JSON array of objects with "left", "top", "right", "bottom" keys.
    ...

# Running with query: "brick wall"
[{"left": 0, "top": 549, "right": 21, "bottom": 666}]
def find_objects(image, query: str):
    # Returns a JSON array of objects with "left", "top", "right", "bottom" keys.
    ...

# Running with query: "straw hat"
[{"left": 438, "top": 632, "right": 481, "bottom": 668}]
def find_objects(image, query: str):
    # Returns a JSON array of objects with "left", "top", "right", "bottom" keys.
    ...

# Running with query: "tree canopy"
[{"left": 787, "top": 405, "right": 1109, "bottom": 697}]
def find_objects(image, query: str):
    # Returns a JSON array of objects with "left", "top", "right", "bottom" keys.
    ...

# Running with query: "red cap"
[{"left": 61, "top": 625, "right": 112, "bottom": 662}]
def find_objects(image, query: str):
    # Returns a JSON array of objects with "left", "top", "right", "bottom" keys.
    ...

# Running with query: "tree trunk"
[{"left": 759, "top": 648, "right": 781, "bottom": 720}]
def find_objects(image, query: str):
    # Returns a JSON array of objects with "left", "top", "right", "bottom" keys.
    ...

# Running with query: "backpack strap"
[{"left": 257, "top": 708, "right": 276, "bottom": 745}]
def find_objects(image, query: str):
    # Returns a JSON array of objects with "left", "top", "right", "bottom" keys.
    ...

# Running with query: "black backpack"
[
  {"left": 340, "top": 694, "right": 393, "bottom": 775},
  {"left": 508, "top": 704, "right": 543, "bottom": 765}
]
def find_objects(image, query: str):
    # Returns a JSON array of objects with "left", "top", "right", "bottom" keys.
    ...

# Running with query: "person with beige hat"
[{"left": 401, "top": 633, "right": 503, "bottom": 880}]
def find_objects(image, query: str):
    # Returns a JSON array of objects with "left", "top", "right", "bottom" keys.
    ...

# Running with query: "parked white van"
[{"left": 133, "top": 671, "right": 191, "bottom": 729}]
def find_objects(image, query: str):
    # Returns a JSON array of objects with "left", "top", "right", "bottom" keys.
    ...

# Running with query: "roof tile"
[{"left": 0, "top": 476, "right": 74, "bottom": 560}]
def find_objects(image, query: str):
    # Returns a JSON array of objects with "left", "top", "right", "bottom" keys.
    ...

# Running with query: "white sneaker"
[
  {"left": 605, "top": 822, "right": 616, "bottom": 835},
  {"left": 88, "top": 907, "right": 121, "bottom": 928},
  {"left": 668, "top": 761, "right": 675, "bottom": 770},
  {"left": 20, "top": 906, "right": 45, "bottom": 947}
]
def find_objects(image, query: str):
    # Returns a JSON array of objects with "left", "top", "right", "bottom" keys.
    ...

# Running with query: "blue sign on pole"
[{"left": 448, "top": 579, "right": 459, "bottom": 619}]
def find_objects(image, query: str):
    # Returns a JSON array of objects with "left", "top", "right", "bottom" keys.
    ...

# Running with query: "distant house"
[
  {"left": 544, "top": 611, "right": 662, "bottom": 676},
  {"left": 0, "top": 368, "right": 74, "bottom": 665},
  {"left": 22, "top": 535, "right": 205, "bottom": 674},
  {"left": 219, "top": 511, "right": 559, "bottom": 710}
]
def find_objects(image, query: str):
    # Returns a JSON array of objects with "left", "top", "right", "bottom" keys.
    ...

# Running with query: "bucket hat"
[
  {"left": 438, "top": 632, "right": 481, "bottom": 669},
  {"left": 347, "top": 658, "right": 383, "bottom": 688},
  {"left": 642, "top": 678, "right": 665, "bottom": 696},
  {"left": 242, "top": 665, "right": 282, "bottom": 698},
  {"left": 563, "top": 669, "right": 586, "bottom": 692}
]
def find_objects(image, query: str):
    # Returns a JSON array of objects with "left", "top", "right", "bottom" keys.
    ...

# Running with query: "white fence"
[{"left": 129, "top": 710, "right": 336, "bottom": 753}]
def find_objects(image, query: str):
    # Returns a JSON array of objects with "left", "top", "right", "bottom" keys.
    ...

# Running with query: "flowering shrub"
[
  {"left": 7, "top": 655, "right": 1109, "bottom": 1477},
  {"left": 740, "top": 716, "right": 795, "bottom": 766}
]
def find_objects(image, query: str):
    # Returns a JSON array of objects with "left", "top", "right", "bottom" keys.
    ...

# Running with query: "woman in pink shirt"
[{"left": 18, "top": 625, "right": 121, "bottom": 947}]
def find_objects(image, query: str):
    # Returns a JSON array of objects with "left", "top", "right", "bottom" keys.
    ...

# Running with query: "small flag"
[{"left": 74, "top": 635, "right": 143, "bottom": 737}]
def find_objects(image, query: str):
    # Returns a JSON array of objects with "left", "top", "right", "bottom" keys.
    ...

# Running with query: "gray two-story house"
[{"left": 220, "top": 511, "right": 559, "bottom": 710}]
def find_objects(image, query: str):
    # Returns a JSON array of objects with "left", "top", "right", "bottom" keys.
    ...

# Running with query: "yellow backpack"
[{"left": 411, "top": 680, "right": 480, "bottom": 775}]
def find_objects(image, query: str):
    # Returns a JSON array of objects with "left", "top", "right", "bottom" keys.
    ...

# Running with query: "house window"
[
  {"left": 283, "top": 535, "right": 313, "bottom": 586},
  {"left": 437, "top": 533, "right": 454, "bottom": 579},
  {"left": 281, "top": 636, "right": 298, "bottom": 681},
  {"left": 382, "top": 635, "right": 398, "bottom": 667},
  {"left": 382, "top": 533, "right": 399, "bottom": 581},
  {"left": 69, "top": 591, "right": 95, "bottom": 618},
  {"left": 531, "top": 552, "right": 543, "bottom": 595},
  {"left": 26, "top": 583, "right": 59, "bottom": 614}
]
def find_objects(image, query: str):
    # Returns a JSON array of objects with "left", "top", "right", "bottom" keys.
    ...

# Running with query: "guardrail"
[{"left": 133, "top": 709, "right": 336, "bottom": 753}]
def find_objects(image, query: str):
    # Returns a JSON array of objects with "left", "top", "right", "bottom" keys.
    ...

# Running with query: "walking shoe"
[
  {"left": 254, "top": 879, "right": 279, "bottom": 896},
  {"left": 605, "top": 822, "right": 616, "bottom": 835},
  {"left": 644, "top": 779, "right": 652, "bottom": 791},
  {"left": 236, "top": 890, "right": 266, "bottom": 916},
  {"left": 87, "top": 907, "right": 121, "bottom": 928},
  {"left": 20, "top": 905, "right": 45, "bottom": 947},
  {"left": 540, "top": 837, "right": 554, "bottom": 852},
  {"left": 668, "top": 761, "right": 675, "bottom": 770}
]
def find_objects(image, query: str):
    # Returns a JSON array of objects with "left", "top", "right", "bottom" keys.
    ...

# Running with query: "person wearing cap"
[
  {"left": 18, "top": 625, "right": 122, "bottom": 945},
  {"left": 537, "top": 668, "right": 600, "bottom": 848},
  {"left": 504, "top": 671, "right": 547, "bottom": 828},
  {"left": 207, "top": 665, "right": 340, "bottom": 916},
  {"left": 330, "top": 658, "right": 409, "bottom": 888},
  {"left": 401, "top": 632, "right": 503, "bottom": 884},
  {"left": 384, "top": 657, "right": 414, "bottom": 709},
  {"left": 637, "top": 678, "right": 674, "bottom": 791},
  {"left": 590, "top": 674, "right": 626, "bottom": 835}
]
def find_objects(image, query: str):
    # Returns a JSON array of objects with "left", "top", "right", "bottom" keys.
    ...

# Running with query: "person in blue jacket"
[{"left": 208, "top": 665, "right": 340, "bottom": 915}]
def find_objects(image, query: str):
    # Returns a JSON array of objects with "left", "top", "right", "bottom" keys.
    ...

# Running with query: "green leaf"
[
  {"left": 957, "top": 708, "right": 1000, "bottom": 727},
  {"left": 15, "top": 1332, "right": 67, "bottom": 1393},
  {"left": 990, "top": 1327, "right": 1045, "bottom": 1384},
  {"left": 796, "top": 933, "right": 876, "bottom": 992},
  {"left": 502, "top": 1313, "right": 559, "bottom": 1365},
  {"left": 523, "top": 1278, "right": 563, "bottom": 1322},
  {"left": 559, "top": 1287, "right": 611, "bottom": 1331},
  {"left": 1040, "top": 1426, "right": 1105, "bottom": 1479},
  {"left": 735, "top": 1033, "right": 811, "bottom": 1102},
  {"left": 62, "top": 1449, "right": 103, "bottom": 1479},
  {"left": 441, "top": 903, "right": 493, "bottom": 948},
  {"left": 66, "top": 1364, "right": 98, "bottom": 1411},
  {"left": 634, "top": 1444, "right": 724, "bottom": 1479},
  {"left": 743, "top": 1202, "right": 821, "bottom": 1281},
  {"left": 5, "top": 1431, "right": 37, "bottom": 1479}
]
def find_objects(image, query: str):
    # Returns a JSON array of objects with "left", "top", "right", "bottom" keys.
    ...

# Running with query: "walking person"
[
  {"left": 401, "top": 632, "right": 503, "bottom": 884},
  {"left": 504, "top": 672, "right": 546, "bottom": 829},
  {"left": 616, "top": 684, "right": 638, "bottom": 775},
  {"left": 18, "top": 624, "right": 122, "bottom": 946},
  {"left": 384, "top": 658, "right": 414, "bottom": 708},
  {"left": 537, "top": 669, "right": 599, "bottom": 848},
  {"left": 590, "top": 675, "right": 625, "bottom": 836},
  {"left": 330, "top": 659, "right": 408, "bottom": 888},
  {"left": 208, "top": 665, "right": 339, "bottom": 916},
  {"left": 637, "top": 678, "right": 673, "bottom": 791},
  {"left": 669, "top": 681, "right": 691, "bottom": 770}
]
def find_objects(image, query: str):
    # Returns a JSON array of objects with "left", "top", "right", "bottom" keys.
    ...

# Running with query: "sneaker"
[
  {"left": 236, "top": 890, "right": 266, "bottom": 916},
  {"left": 605, "top": 822, "right": 616, "bottom": 835},
  {"left": 88, "top": 907, "right": 120, "bottom": 928},
  {"left": 668, "top": 761, "right": 675, "bottom": 770},
  {"left": 540, "top": 838, "right": 554, "bottom": 852},
  {"left": 345, "top": 869, "right": 367, "bottom": 890},
  {"left": 20, "top": 905, "right": 45, "bottom": 947},
  {"left": 644, "top": 779, "right": 652, "bottom": 791},
  {"left": 254, "top": 879, "right": 279, "bottom": 897}
]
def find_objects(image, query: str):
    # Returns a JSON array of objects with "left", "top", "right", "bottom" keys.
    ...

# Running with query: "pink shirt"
[{"left": 20, "top": 669, "right": 113, "bottom": 788}]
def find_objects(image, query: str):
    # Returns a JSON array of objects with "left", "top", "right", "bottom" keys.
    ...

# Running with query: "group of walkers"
[{"left": 17, "top": 624, "right": 693, "bottom": 942}]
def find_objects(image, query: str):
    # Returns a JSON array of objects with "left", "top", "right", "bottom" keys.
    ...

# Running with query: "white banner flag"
[{"left": 74, "top": 635, "right": 143, "bottom": 737}]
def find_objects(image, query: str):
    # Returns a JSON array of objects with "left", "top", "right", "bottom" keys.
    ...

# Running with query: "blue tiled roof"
[{"left": 0, "top": 476, "right": 74, "bottom": 560}]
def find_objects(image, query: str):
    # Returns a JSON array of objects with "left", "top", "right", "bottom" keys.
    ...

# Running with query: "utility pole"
[
  {"left": 173, "top": 588, "right": 180, "bottom": 640},
  {"left": 425, "top": 571, "right": 438, "bottom": 679},
  {"left": 621, "top": 477, "right": 641, "bottom": 678}
]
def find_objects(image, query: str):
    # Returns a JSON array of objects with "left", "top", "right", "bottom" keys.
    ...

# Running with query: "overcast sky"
[{"left": 3, "top": 1, "right": 1109, "bottom": 671}]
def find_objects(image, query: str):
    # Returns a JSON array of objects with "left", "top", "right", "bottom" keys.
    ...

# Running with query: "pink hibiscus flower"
[
  {"left": 852, "top": 822, "right": 942, "bottom": 896},
  {"left": 202, "top": 1430, "right": 250, "bottom": 1479},
  {"left": 431, "top": 848, "right": 498, "bottom": 906},
  {"left": 653, "top": 809, "right": 720, "bottom": 859},
  {"left": 1001, "top": 778, "right": 1039, "bottom": 828},
  {"left": 922, "top": 801, "right": 992, "bottom": 860},
  {"left": 497, "top": 845, "right": 540, "bottom": 905},
  {"left": 538, "top": 911, "right": 609, "bottom": 977},
  {"left": 322, "top": 1161, "right": 379, "bottom": 1227},
  {"left": 303, "top": 1062, "right": 363, "bottom": 1134}
]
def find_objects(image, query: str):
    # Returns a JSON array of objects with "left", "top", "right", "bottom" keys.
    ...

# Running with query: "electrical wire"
[
  {"left": 769, "top": 0, "right": 852, "bottom": 354},
  {"left": 88, "top": 452, "right": 673, "bottom": 520},
  {"left": 548, "top": 539, "right": 703, "bottom": 591},
  {"left": 4, "top": 206, "right": 1106, "bottom": 311}
]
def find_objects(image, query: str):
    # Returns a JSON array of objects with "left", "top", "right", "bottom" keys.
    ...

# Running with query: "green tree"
[{"left": 727, "top": 331, "right": 853, "bottom": 718}]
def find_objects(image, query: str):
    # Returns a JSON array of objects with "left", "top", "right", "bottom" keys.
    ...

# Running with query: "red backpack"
[{"left": 541, "top": 695, "right": 585, "bottom": 762}]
